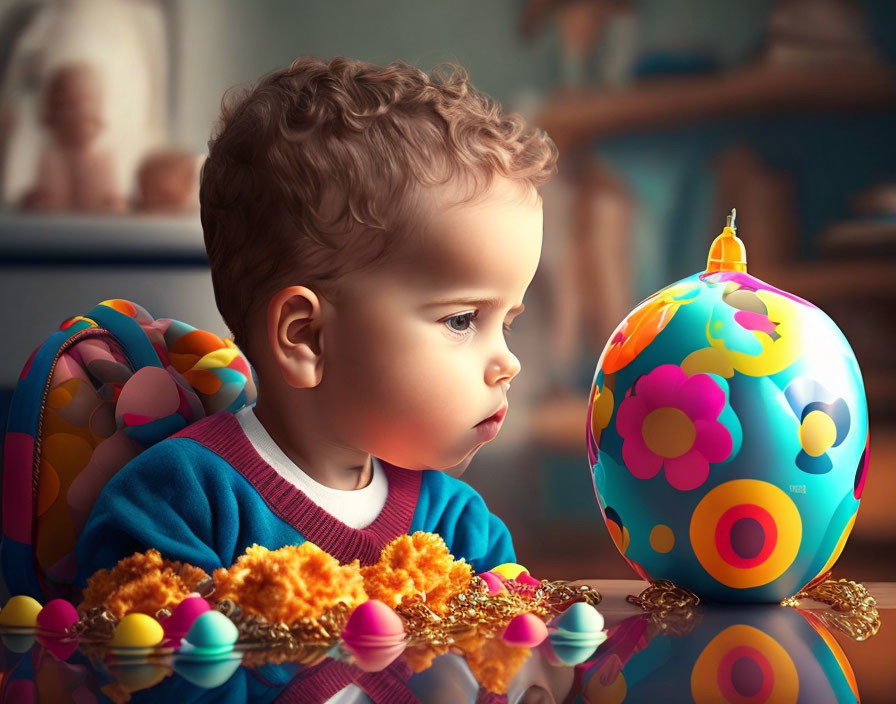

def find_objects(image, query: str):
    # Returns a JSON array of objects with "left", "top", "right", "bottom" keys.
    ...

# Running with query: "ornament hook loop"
[{"left": 705, "top": 208, "right": 747, "bottom": 274}]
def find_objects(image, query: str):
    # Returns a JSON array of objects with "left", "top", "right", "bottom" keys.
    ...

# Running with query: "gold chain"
[
  {"left": 398, "top": 578, "right": 602, "bottom": 647},
  {"left": 626, "top": 580, "right": 702, "bottom": 638},
  {"left": 69, "top": 606, "right": 118, "bottom": 643},
  {"left": 68, "top": 579, "right": 602, "bottom": 663},
  {"left": 625, "top": 577, "right": 880, "bottom": 643},
  {"left": 781, "top": 578, "right": 880, "bottom": 641},
  {"left": 627, "top": 579, "right": 701, "bottom": 612}
]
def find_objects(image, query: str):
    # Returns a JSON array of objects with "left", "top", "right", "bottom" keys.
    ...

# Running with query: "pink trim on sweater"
[
  {"left": 277, "top": 659, "right": 418, "bottom": 704},
  {"left": 173, "top": 411, "right": 422, "bottom": 567}
]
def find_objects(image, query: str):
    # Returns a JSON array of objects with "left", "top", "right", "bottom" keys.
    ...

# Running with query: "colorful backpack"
[{"left": 0, "top": 299, "right": 256, "bottom": 602}]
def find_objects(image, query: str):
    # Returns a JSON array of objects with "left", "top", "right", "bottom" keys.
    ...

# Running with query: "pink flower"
[{"left": 616, "top": 365, "right": 732, "bottom": 491}]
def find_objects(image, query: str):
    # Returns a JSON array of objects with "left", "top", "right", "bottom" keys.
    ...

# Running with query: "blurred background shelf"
[
  {"left": 539, "top": 63, "right": 896, "bottom": 149},
  {"left": 761, "top": 260, "right": 896, "bottom": 300},
  {"left": 0, "top": 212, "right": 205, "bottom": 261}
]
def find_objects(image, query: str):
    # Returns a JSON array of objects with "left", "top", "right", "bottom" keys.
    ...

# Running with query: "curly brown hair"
[{"left": 200, "top": 55, "right": 557, "bottom": 357}]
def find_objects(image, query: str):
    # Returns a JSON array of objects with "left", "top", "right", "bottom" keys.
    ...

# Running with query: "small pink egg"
[
  {"left": 502, "top": 612, "right": 548, "bottom": 648},
  {"left": 36, "top": 633, "right": 79, "bottom": 661},
  {"left": 345, "top": 641, "right": 407, "bottom": 673},
  {"left": 160, "top": 593, "right": 210, "bottom": 641},
  {"left": 535, "top": 637, "right": 565, "bottom": 667},
  {"left": 36, "top": 599, "right": 79, "bottom": 634},
  {"left": 342, "top": 600, "right": 405, "bottom": 644},
  {"left": 516, "top": 573, "right": 542, "bottom": 588},
  {"left": 479, "top": 572, "right": 505, "bottom": 594}
]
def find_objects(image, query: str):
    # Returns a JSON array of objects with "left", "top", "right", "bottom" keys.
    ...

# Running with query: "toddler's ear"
[{"left": 267, "top": 286, "right": 324, "bottom": 388}]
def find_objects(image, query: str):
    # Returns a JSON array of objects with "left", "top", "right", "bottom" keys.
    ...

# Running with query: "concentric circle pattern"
[
  {"left": 691, "top": 624, "right": 798, "bottom": 703},
  {"left": 690, "top": 480, "right": 801, "bottom": 589}
]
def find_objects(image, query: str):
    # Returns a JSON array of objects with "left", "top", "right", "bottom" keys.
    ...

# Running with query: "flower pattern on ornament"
[
  {"left": 600, "top": 281, "right": 700, "bottom": 375},
  {"left": 617, "top": 364, "right": 733, "bottom": 491}
]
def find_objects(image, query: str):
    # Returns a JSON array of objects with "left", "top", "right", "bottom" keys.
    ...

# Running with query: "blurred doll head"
[
  {"left": 135, "top": 149, "right": 202, "bottom": 213},
  {"left": 41, "top": 62, "right": 105, "bottom": 150}
]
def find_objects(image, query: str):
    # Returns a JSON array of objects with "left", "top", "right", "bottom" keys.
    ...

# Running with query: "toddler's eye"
[{"left": 444, "top": 311, "right": 477, "bottom": 333}]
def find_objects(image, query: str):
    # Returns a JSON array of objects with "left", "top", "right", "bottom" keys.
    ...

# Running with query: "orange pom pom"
[
  {"left": 79, "top": 549, "right": 208, "bottom": 619},
  {"left": 212, "top": 543, "right": 367, "bottom": 625},
  {"left": 457, "top": 633, "right": 531, "bottom": 694},
  {"left": 361, "top": 532, "right": 472, "bottom": 615}
]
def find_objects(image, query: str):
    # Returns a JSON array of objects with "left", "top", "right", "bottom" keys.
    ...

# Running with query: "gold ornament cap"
[{"left": 705, "top": 208, "right": 747, "bottom": 274}]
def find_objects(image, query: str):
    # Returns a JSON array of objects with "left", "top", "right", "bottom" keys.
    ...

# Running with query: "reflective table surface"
[{"left": 1, "top": 580, "right": 892, "bottom": 703}]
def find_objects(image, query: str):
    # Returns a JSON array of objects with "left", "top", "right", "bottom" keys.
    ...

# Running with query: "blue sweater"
[{"left": 76, "top": 411, "right": 515, "bottom": 585}]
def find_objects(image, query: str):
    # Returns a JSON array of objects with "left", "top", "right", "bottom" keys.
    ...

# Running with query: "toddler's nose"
[{"left": 486, "top": 348, "right": 521, "bottom": 387}]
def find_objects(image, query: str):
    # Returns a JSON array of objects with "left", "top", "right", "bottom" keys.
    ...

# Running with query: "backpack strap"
[
  {"left": 84, "top": 303, "right": 163, "bottom": 370},
  {"left": 1, "top": 319, "right": 97, "bottom": 599}
]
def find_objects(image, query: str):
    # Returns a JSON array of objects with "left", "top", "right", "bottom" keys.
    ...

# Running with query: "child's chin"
[
  {"left": 438, "top": 447, "right": 481, "bottom": 478},
  {"left": 406, "top": 441, "right": 482, "bottom": 474}
]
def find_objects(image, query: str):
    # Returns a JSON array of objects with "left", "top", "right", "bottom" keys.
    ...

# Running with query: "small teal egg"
[
  {"left": 1, "top": 632, "right": 35, "bottom": 653},
  {"left": 552, "top": 602, "right": 605, "bottom": 638},
  {"left": 174, "top": 655, "right": 243, "bottom": 689},
  {"left": 551, "top": 640, "right": 602, "bottom": 666},
  {"left": 185, "top": 611, "right": 238, "bottom": 648}
]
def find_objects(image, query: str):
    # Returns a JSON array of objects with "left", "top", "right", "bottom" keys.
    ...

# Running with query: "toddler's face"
[{"left": 318, "top": 178, "right": 543, "bottom": 471}]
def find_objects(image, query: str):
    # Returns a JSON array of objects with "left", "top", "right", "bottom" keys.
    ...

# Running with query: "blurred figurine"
[
  {"left": 520, "top": 0, "right": 637, "bottom": 88},
  {"left": 134, "top": 148, "right": 201, "bottom": 214},
  {"left": 714, "top": 144, "right": 798, "bottom": 275},
  {"left": 762, "top": 0, "right": 880, "bottom": 66},
  {"left": 20, "top": 62, "right": 125, "bottom": 213},
  {"left": 0, "top": 102, "right": 16, "bottom": 205}
]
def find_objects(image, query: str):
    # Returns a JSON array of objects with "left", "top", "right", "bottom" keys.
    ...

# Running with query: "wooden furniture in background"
[
  {"left": 537, "top": 63, "right": 896, "bottom": 152},
  {"left": 529, "top": 61, "right": 896, "bottom": 551}
]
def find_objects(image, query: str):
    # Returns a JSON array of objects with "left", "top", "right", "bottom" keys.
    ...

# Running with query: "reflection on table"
[{"left": 2, "top": 579, "right": 886, "bottom": 704}]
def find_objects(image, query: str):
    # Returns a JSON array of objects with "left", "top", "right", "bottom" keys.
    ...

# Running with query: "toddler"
[{"left": 76, "top": 55, "right": 555, "bottom": 597}]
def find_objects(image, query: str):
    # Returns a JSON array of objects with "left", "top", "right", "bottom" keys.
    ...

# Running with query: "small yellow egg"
[
  {"left": 110, "top": 613, "right": 165, "bottom": 648},
  {"left": 107, "top": 662, "right": 173, "bottom": 692},
  {"left": 0, "top": 595, "right": 43, "bottom": 628},
  {"left": 490, "top": 563, "right": 529, "bottom": 580}
]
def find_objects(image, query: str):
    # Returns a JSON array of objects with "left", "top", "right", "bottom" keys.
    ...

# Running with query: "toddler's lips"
[{"left": 475, "top": 405, "right": 507, "bottom": 442}]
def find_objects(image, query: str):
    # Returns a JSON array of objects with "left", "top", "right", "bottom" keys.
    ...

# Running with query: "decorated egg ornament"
[{"left": 587, "top": 210, "right": 869, "bottom": 602}]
